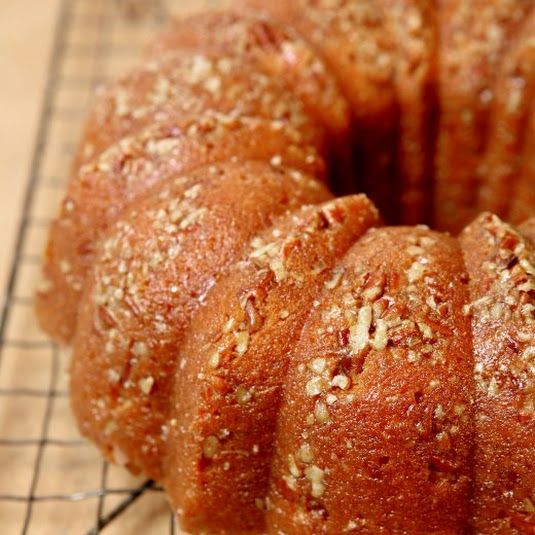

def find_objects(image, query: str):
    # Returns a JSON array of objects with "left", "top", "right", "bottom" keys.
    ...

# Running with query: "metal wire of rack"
[{"left": 0, "top": 0, "right": 226, "bottom": 532}]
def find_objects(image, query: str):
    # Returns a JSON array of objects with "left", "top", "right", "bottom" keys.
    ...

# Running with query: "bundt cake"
[{"left": 35, "top": 1, "right": 535, "bottom": 533}]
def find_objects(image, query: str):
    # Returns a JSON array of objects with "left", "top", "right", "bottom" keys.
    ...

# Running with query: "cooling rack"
[{"left": 0, "top": 1, "right": 227, "bottom": 532}]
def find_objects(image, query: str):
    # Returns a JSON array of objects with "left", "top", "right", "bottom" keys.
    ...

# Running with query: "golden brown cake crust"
[
  {"left": 510, "top": 104, "right": 535, "bottom": 225},
  {"left": 162, "top": 195, "right": 379, "bottom": 535},
  {"left": 146, "top": 10, "right": 350, "bottom": 143},
  {"left": 520, "top": 217, "right": 535, "bottom": 244},
  {"left": 461, "top": 214, "right": 535, "bottom": 534},
  {"left": 267, "top": 226, "right": 474, "bottom": 534},
  {"left": 70, "top": 161, "right": 331, "bottom": 480},
  {"left": 145, "top": 9, "right": 357, "bottom": 195},
  {"left": 73, "top": 49, "right": 324, "bottom": 171},
  {"left": 35, "top": 114, "right": 326, "bottom": 342},
  {"left": 434, "top": 0, "right": 532, "bottom": 233},
  {"left": 477, "top": 11, "right": 535, "bottom": 222},
  {"left": 243, "top": 0, "right": 400, "bottom": 219}
]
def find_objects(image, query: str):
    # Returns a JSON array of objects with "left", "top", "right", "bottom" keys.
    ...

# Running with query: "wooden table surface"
[{"left": 0, "top": 0, "right": 61, "bottom": 295}]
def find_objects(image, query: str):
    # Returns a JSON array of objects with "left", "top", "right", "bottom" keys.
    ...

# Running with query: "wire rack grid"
[{"left": 0, "top": 0, "right": 227, "bottom": 533}]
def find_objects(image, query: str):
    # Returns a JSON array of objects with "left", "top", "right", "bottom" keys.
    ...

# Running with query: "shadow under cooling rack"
[{"left": 0, "top": 0, "right": 227, "bottom": 532}]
